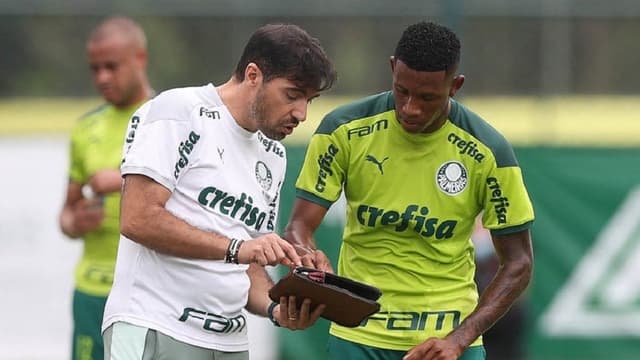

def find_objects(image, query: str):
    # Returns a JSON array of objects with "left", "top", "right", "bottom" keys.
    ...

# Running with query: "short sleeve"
[
  {"left": 295, "top": 131, "right": 348, "bottom": 208},
  {"left": 120, "top": 99, "right": 193, "bottom": 191},
  {"left": 481, "top": 165, "right": 535, "bottom": 235}
]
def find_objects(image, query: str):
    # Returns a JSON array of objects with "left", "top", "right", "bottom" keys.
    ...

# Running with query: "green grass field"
[{"left": 1, "top": 95, "right": 639, "bottom": 146}]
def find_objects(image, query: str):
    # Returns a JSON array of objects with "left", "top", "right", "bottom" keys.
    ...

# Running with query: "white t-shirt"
[{"left": 102, "top": 83, "right": 286, "bottom": 351}]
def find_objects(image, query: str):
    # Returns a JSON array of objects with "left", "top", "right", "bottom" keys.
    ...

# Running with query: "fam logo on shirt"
[
  {"left": 255, "top": 161, "right": 272, "bottom": 192},
  {"left": 179, "top": 307, "right": 246, "bottom": 334},
  {"left": 199, "top": 106, "right": 220, "bottom": 120},
  {"left": 347, "top": 118, "right": 388, "bottom": 140},
  {"left": 436, "top": 161, "right": 468, "bottom": 195}
]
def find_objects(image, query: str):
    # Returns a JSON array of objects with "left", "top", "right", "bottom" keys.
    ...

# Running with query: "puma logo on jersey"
[{"left": 365, "top": 155, "right": 389, "bottom": 174}]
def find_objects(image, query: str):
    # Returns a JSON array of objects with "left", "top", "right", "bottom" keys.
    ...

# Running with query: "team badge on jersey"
[
  {"left": 436, "top": 161, "right": 468, "bottom": 195},
  {"left": 255, "top": 161, "right": 273, "bottom": 192}
]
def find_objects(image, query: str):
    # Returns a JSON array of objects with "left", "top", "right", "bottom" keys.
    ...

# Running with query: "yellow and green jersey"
[
  {"left": 295, "top": 92, "right": 534, "bottom": 350},
  {"left": 68, "top": 103, "right": 141, "bottom": 296}
]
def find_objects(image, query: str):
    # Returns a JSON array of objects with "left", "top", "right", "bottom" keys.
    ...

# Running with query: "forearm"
[
  {"left": 283, "top": 199, "right": 334, "bottom": 270},
  {"left": 245, "top": 263, "right": 275, "bottom": 316},
  {"left": 283, "top": 219, "right": 317, "bottom": 249},
  {"left": 282, "top": 198, "right": 329, "bottom": 249},
  {"left": 121, "top": 203, "right": 230, "bottom": 260},
  {"left": 446, "top": 259, "right": 532, "bottom": 348},
  {"left": 120, "top": 174, "right": 234, "bottom": 260}
]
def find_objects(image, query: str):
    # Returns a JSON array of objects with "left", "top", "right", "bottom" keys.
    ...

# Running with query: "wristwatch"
[
  {"left": 224, "top": 238, "right": 244, "bottom": 264},
  {"left": 267, "top": 301, "right": 281, "bottom": 327}
]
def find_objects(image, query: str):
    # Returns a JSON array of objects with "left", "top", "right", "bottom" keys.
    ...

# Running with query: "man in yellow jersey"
[
  {"left": 284, "top": 21, "right": 534, "bottom": 360},
  {"left": 58, "top": 16, "right": 153, "bottom": 360}
]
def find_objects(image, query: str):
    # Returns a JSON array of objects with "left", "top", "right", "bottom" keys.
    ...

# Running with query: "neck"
[{"left": 115, "top": 81, "right": 153, "bottom": 110}]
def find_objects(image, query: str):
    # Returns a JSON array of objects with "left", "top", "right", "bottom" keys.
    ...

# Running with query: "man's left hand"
[{"left": 275, "top": 296, "right": 325, "bottom": 330}]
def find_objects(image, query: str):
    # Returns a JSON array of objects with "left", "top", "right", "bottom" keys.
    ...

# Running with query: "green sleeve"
[
  {"left": 481, "top": 165, "right": 535, "bottom": 233},
  {"left": 295, "top": 131, "right": 349, "bottom": 207}
]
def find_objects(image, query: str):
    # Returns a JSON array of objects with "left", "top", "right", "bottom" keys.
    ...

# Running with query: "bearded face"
[{"left": 249, "top": 80, "right": 306, "bottom": 141}]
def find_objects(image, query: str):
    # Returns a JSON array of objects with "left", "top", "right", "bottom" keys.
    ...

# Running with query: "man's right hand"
[
  {"left": 70, "top": 197, "right": 105, "bottom": 235},
  {"left": 294, "top": 246, "right": 334, "bottom": 273},
  {"left": 238, "top": 233, "right": 301, "bottom": 267}
]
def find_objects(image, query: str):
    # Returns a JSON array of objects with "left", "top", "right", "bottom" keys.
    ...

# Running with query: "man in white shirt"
[{"left": 102, "top": 23, "right": 337, "bottom": 359}]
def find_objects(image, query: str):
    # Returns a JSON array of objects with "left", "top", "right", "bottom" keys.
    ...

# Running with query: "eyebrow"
[
  {"left": 308, "top": 94, "right": 320, "bottom": 101},
  {"left": 288, "top": 86, "right": 319, "bottom": 100},
  {"left": 288, "top": 87, "right": 306, "bottom": 94}
]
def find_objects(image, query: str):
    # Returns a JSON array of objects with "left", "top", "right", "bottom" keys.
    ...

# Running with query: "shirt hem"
[
  {"left": 102, "top": 314, "right": 249, "bottom": 352},
  {"left": 329, "top": 327, "right": 483, "bottom": 351}
]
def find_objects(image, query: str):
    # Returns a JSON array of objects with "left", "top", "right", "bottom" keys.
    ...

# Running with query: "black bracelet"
[
  {"left": 267, "top": 301, "right": 281, "bottom": 327},
  {"left": 224, "top": 238, "right": 244, "bottom": 264}
]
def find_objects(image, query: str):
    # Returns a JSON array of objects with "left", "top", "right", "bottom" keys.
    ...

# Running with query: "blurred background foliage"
[{"left": 1, "top": 0, "right": 640, "bottom": 98}]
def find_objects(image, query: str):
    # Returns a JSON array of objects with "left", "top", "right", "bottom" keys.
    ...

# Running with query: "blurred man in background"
[
  {"left": 284, "top": 21, "right": 534, "bottom": 360},
  {"left": 58, "top": 16, "right": 153, "bottom": 360}
]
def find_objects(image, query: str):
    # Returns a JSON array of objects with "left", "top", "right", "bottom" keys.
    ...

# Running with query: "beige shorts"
[{"left": 103, "top": 322, "right": 249, "bottom": 360}]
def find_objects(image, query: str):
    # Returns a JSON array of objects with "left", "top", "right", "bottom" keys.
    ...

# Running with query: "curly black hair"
[
  {"left": 234, "top": 24, "right": 337, "bottom": 92},
  {"left": 394, "top": 21, "right": 461, "bottom": 73}
]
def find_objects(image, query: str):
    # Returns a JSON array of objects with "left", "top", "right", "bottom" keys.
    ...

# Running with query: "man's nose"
[
  {"left": 292, "top": 101, "right": 308, "bottom": 123},
  {"left": 403, "top": 97, "right": 422, "bottom": 116},
  {"left": 94, "top": 68, "right": 112, "bottom": 84}
]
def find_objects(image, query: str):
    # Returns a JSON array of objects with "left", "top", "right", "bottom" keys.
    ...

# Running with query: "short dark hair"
[
  {"left": 394, "top": 21, "right": 460, "bottom": 73},
  {"left": 234, "top": 24, "right": 337, "bottom": 92}
]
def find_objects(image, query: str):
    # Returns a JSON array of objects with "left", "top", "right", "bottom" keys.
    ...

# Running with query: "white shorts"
[{"left": 103, "top": 322, "right": 249, "bottom": 360}]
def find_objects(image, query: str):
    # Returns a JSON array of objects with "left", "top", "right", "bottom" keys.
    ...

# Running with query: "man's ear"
[
  {"left": 449, "top": 75, "right": 465, "bottom": 97},
  {"left": 135, "top": 49, "right": 148, "bottom": 69},
  {"left": 244, "top": 62, "right": 263, "bottom": 86},
  {"left": 389, "top": 56, "right": 396, "bottom": 72}
]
